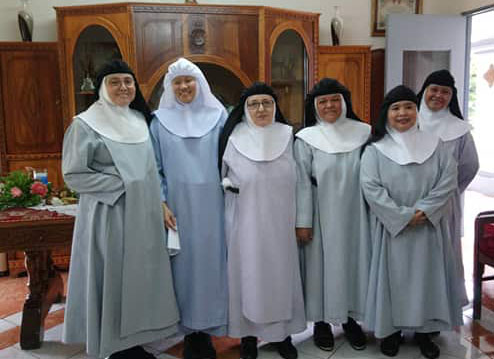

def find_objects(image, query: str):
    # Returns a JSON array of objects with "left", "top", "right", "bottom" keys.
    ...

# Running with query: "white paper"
[{"left": 167, "top": 227, "right": 181, "bottom": 256}]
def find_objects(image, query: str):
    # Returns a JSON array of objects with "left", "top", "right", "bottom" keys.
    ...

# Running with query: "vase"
[
  {"left": 330, "top": 5, "right": 343, "bottom": 46},
  {"left": 18, "top": 0, "right": 33, "bottom": 42}
]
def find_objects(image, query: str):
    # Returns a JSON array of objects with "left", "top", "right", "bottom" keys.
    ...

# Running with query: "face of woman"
[
  {"left": 172, "top": 75, "right": 197, "bottom": 103},
  {"left": 424, "top": 84, "right": 453, "bottom": 112},
  {"left": 105, "top": 73, "right": 136, "bottom": 107},
  {"left": 315, "top": 94, "right": 343, "bottom": 123},
  {"left": 246, "top": 95, "right": 275, "bottom": 127},
  {"left": 387, "top": 100, "right": 417, "bottom": 132}
]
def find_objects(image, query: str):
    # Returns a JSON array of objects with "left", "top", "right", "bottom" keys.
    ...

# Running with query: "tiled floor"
[
  {"left": 1, "top": 189, "right": 493, "bottom": 358},
  {"left": 2, "top": 303, "right": 494, "bottom": 359}
]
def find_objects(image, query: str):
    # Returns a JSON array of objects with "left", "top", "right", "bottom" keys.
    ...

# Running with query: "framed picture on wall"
[{"left": 371, "top": 0, "right": 422, "bottom": 36}]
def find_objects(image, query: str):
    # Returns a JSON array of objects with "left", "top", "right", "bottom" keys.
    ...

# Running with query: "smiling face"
[
  {"left": 387, "top": 100, "right": 417, "bottom": 132},
  {"left": 246, "top": 94, "right": 275, "bottom": 127},
  {"left": 315, "top": 94, "right": 343, "bottom": 123},
  {"left": 172, "top": 75, "right": 197, "bottom": 103},
  {"left": 424, "top": 84, "right": 453, "bottom": 112},
  {"left": 105, "top": 73, "right": 136, "bottom": 107}
]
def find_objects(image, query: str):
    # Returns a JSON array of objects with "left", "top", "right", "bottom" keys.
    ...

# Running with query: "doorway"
[{"left": 463, "top": 7, "right": 494, "bottom": 301}]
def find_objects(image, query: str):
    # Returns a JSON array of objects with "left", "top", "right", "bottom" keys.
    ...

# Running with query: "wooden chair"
[{"left": 473, "top": 210, "right": 494, "bottom": 319}]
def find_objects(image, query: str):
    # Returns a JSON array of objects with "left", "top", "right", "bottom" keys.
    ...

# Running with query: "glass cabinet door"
[
  {"left": 271, "top": 30, "right": 307, "bottom": 130},
  {"left": 72, "top": 25, "right": 122, "bottom": 114}
]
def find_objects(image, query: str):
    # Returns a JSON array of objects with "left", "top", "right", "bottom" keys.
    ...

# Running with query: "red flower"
[
  {"left": 30, "top": 182, "right": 48, "bottom": 197},
  {"left": 10, "top": 187, "right": 23, "bottom": 198}
]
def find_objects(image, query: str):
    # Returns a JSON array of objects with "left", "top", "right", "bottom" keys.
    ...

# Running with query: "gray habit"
[
  {"left": 445, "top": 132, "right": 479, "bottom": 305},
  {"left": 361, "top": 142, "right": 463, "bottom": 339},
  {"left": 62, "top": 119, "right": 179, "bottom": 358},
  {"left": 222, "top": 141, "right": 307, "bottom": 342},
  {"left": 294, "top": 139, "right": 371, "bottom": 324}
]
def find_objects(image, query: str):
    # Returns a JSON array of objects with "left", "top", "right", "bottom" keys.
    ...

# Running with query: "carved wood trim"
[
  {"left": 131, "top": 4, "right": 260, "bottom": 16},
  {"left": 318, "top": 46, "right": 372, "bottom": 54},
  {"left": 265, "top": 6, "right": 320, "bottom": 22},
  {"left": 6, "top": 153, "right": 62, "bottom": 160},
  {"left": 0, "top": 42, "right": 58, "bottom": 52},
  {"left": 258, "top": 8, "right": 266, "bottom": 82},
  {"left": 54, "top": 4, "right": 129, "bottom": 16},
  {"left": 0, "top": 58, "right": 6, "bottom": 175}
]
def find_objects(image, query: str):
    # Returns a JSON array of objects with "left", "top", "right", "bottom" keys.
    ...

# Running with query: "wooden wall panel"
[
  {"left": 371, "top": 48, "right": 385, "bottom": 126},
  {"left": 1, "top": 50, "right": 62, "bottom": 154},
  {"left": 134, "top": 12, "right": 183, "bottom": 84},
  {"left": 318, "top": 46, "right": 371, "bottom": 123},
  {"left": 0, "top": 43, "right": 64, "bottom": 188}
]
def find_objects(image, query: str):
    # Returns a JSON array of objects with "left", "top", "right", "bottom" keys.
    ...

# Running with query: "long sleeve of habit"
[
  {"left": 457, "top": 132, "right": 479, "bottom": 193},
  {"left": 360, "top": 145, "right": 415, "bottom": 237},
  {"left": 62, "top": 119, "right": 124, "bottom": 206},
  {"left": 149, "top": 119, "right": 168, "bottom": 202},
  {"left": 414, "top": 142, "right": 458, "bottom": 228},
  {"left": 294, "top": 139, "right": 314, "bottom": 228}
]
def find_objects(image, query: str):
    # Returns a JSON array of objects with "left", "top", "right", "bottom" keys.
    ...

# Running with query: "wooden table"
[{"left": 0, "top": 208, "right": 74, "bottom": 350}]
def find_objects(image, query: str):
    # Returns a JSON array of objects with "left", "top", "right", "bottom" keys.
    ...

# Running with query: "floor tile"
[
  {"left": 0, "top": 326, "right": 21, "bottom": 350},
  {"left": 4, "top": 311, "right": 23, "bottom": 326},
  {"left": 0, "top": 319, "right": 16, "bottom": 332},
  {"left": 0, "top": 346, "right": 38, "bottom": 359}
]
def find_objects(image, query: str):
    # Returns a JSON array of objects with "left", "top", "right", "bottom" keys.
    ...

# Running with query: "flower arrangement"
[{"left": 0, "top": 170, "right": 50, "bottom": 210}]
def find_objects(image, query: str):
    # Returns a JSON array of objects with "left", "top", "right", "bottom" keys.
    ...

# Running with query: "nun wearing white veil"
[
  {"left": 294, "top": 78, "right": 370, "bottom": 352},
  {"left": 417, "top": 69, "right": 479, "bottom": 307},
  {"left": 150, "top": 58, "right": 228, "bottom": 359},
  {"left": 62, "top": 60, "right": 179, "bottom": 359}
]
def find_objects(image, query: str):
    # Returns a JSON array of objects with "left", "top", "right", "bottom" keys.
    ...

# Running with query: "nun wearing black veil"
[
  {"left": 417, "top": 69, "right": 479, "bottom": 306},
  {"left": 219, "top": 83, "right": 306, "bottom": 359},
  {"left": 294, "top": 78, "right": 371, "bottom": 352},
  {"left": 361, "top": 85, "right": 463, "bottom": 359},
  {"left": 62, "top": 60, "right": 179, "bottom": 359}
]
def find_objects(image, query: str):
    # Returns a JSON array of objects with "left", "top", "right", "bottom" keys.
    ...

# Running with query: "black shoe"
[
  {"left": 240, "top": 336, "right": 258, "bottom": 359},
  {"left": 109, "top": 346, "right": 157, "bottom": 359},
  {"left": 380, "top": 331, "right": 403, "bottom": 357},
  {"left": 273, "top": 336, "right": 298, "bottom": 359},
  {"left": 183, "top": 333, "right": 201, "bottom": 359},
  {"left": 342, "top": 317, "right": 366, "bottom": 350},
  {"left": 414, "top": 333, "right": 440, "bottom": 359},
  {"left": 197, "top": 332, "right": 217, "bottom": 359},
  {"left": 313, "top": 321, "right": 334, "bottom": 351}
]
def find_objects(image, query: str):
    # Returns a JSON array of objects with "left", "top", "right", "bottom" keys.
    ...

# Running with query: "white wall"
[{"left": 0, "top": 0, "right": 491, "bottom": 47}]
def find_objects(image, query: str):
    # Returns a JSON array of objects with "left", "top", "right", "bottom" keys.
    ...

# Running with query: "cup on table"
[{"left": 33, "top": 169, "right": 48, "bottom": 184}]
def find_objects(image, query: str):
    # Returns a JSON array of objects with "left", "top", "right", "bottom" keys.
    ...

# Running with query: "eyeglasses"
[
  {"left": 107, "top": 77, "right": 135, "bottom": 88},
  {"left": 246, "top": 99, "right": 275, "bottom": 110}
]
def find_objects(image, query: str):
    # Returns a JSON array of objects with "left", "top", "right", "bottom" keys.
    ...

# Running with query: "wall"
[{"left": 1, "top": 0, "right": 491, "bottom": 48}]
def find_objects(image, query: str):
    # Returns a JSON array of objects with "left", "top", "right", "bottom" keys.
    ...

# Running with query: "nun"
[
  {"left": 417, "top": 69, "right": 479, "bottom": 306},
  {"left": 219, "top": 82, "right": 306, "bottom": 359},
  {"left": 294, "top": 78, "right": 371, "bottom": 352},
  {"left": 361, "top": 85, "right": 463, "bottom": 359},
  {"left": 150, "top": 58, "right": 228, "bottom": 359},
  {"left": 62, "top": 60, "right": 179, "bottom": 359}
]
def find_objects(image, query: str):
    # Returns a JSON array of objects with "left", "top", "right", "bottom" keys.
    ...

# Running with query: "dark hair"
[
  {"left": 304, "top": 78, "right": 360, "bottom": 127},
  {"left": 218, "top": 82, "right": 287, "bottom": 171},
  {"left": 94, "top": 59, "right": 154, "bottom": 125},
  {"left": 416, "top": 69, "right": 463, "bottom": 120},
  {"left": 363, "top": 85, "right": 418, "bottom": 149}
]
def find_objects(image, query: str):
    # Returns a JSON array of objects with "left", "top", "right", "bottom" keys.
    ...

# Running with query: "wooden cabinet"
[
  {"left": 55, "top": 3, "right": 319, "bottom": 128},
  {"left": 0, "top": 42, "right": 64, "bottom": 187},
  {"left": 0, "top": 42, "right": 68, "bottom": 276},
  {"left": 318, "top": 46, "right": 371, "bottom": 123}
]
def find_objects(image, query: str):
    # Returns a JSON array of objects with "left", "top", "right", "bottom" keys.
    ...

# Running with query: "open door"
[{"left": 386, "top": 14, "right": 466, "bottom": 107}]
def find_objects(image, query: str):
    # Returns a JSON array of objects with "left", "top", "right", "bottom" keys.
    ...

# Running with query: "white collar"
[
  {"left": 374, "top": 123, "right": 439, "bottom": 165},
  {"left": 229, "top": 97, "right": 292, "bottom": 161},
  {"left": 418, "top": 97, "right": 471, "bottom": 141},
  {"left": 156, "top": 58, "right": 225, "bottom": 138},
  {"left": 296, "top": 94, "right": 370, "bottom": 154},
  {"left": 77, "top": 77, "right": 148, "bottom": 143}
]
